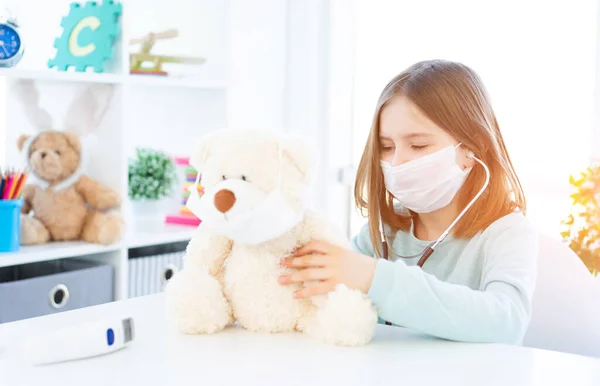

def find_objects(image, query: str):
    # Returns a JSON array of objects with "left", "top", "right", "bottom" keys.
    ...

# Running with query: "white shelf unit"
[
  {"left": 0, "top": 0, "right": 331, "bottom": 306},
  {"left": 0, "top": 0, "right": 233, "bottom": 302}
]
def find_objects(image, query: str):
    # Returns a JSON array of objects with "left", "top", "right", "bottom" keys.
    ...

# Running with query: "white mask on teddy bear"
[{"left": 186, "top": 141, "right": 304, "bottom": 245}]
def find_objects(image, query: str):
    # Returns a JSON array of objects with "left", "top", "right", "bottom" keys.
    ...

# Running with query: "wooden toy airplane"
[{"left": 129, "top": 29, "right": 206, "bottom": 75}]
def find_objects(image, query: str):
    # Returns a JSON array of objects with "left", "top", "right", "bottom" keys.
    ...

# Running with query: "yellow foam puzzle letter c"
[{"left": 68, "top": 16, "right": 101, "bottom": 57}]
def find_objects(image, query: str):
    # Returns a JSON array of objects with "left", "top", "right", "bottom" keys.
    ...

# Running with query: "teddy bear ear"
[
  {"left": 280, "top": 135, "right": 316, "bottom": 182},
  {"left": 190, "top": 133, "right": 218, "bottom": 173},
  {"left": 63, "top": 132, "right": 82, "bottom": 153}
]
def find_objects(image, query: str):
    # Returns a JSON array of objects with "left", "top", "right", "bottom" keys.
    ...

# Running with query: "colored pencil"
[
  {"left": 0, "top": 171, "right": 5, "bottom": 199},
  {"left": 7, "top": 171, "right": 19, "bottom": 199},
  {"left": 11, "top": 170, "right": 28, "bottom": 199},
  {"left": 0, "top": 168, "right": 29, "bottom": 200},
  {"left": 2, "top": 172, "right": 15, "bottom": 200},
  {"left": 1, "top": 170, "right": 8, "bottom": 199}
]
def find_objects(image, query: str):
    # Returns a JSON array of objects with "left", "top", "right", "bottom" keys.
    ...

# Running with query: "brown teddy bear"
[{"left": 14, "top": 80, "right": 124, "bottom": 246}]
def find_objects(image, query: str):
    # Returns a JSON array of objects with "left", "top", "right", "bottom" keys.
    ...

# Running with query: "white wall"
[
  {"left": 227, "top": 0, "right": 287, "bottom": 130},
  {"left": 284, "top": 0, "right": 357, "bottom": 233}
]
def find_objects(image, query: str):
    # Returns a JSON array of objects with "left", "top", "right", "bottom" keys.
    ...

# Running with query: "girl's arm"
[{"left": 362, "top": 219, "right": 538, "bottom": 345}]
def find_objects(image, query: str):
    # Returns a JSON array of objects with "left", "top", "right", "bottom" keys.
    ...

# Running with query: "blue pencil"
[{"left": 0, "top": 171, "right": 5, "bottom": 200}]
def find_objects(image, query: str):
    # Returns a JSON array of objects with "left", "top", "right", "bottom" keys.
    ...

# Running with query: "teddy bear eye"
[
  {"left": 222, "top": 175, "right": 227, "bottom": 180},
  {"left": 55, "top": 150, "right": 61, "bottom": 156},
  {"left": 241, "top": 175, "right": 247, "bottom": 181}
]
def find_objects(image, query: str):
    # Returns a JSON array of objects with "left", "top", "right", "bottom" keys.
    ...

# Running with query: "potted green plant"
[
  {"left": 560, "top": 162, "right": 600, "bottom": 276},
  {"left": 128, "top": 147, "right": 177, "bottom": 222}
]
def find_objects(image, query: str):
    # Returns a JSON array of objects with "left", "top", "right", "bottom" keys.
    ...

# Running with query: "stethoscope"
[{"left": 378, "top": 150, "right": 490, "bottom": 268}]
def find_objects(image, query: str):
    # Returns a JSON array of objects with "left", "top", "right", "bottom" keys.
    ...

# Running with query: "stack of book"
[{"left": 164, "top": 157, "right": 203, "bottom": 227}]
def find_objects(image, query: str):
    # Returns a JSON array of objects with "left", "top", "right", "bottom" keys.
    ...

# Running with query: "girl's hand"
[{"left": 278, "top": 240, "right": 377, "bottom": 299}]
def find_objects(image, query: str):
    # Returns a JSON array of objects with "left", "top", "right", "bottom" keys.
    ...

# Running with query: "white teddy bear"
[{"left": 165, "top": 129, "right": 378, "bottom": 346}]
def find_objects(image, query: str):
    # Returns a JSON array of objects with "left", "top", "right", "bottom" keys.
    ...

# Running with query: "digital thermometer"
[{"left": 19, "top": 317, "right": 135, "bottom": 365}]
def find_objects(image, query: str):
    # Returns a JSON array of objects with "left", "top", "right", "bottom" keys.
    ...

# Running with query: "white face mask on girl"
[{"left": 380, "top": 143, "right": 471, "bottom": 213}]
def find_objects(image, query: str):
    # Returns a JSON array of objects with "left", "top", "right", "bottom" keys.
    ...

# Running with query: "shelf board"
[
  {"left": 0, "top": 222, "right": 196, "bottom": 268},
  {"left": 0, "top": 68, "right": 227, "bottom": 89},
  {"left": 0, "top": 68, "right": 124, "bottom": 84},
  {"left": 126, "top": 74, "right": 227, "bottom": 89},
  {"left": 0, "top": 241, "right": 122, "bottom": 268},
  {"left": 125, "top": 222, "right": 196, "bottom": 249}
]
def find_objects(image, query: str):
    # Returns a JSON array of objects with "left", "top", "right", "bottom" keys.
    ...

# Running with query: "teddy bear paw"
[
  {"left": 20, "top": 215, "right": 51, "bottom": 245},
  {"left": 165, "top": 268, "right": 232, "bottom": 334},
  {"left": 96, "top": 212, "right": 124, "bottom": 245},
  {"left": 81, "top": 211, "right": 123, "bottom": 245},
  {"left": 305, "top": 284, "right": 378, "bottom": 346}
]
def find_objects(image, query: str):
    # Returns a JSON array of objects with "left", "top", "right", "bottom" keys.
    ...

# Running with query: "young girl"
[{"left": 279, "top": 59, "right": 538, "bottom": 345}]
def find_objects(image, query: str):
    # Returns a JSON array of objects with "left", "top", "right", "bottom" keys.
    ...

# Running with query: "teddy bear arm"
[
  {"left": 184, "top": 223, "right": 233, "bottom": 277},
  {"left": 301, "top": 214, "right": 378, "bottom": 346},
  {"left": 76, "top": 175, "right": 122, "bottom": 210},
  {"left": 165, "top": 226, "right": 234, "bottom": 334},
  {"left": 20, "top": 184, "right": 38, "bottom": 214}
]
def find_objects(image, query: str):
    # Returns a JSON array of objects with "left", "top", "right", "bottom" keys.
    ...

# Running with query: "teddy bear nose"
[{"left": 214, "top": 189, "right": 236, "bottom": 213}]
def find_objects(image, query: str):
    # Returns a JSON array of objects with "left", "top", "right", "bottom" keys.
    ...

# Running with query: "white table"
[{"left": 0, "top": 294, "right": 599, "bottom": 386}]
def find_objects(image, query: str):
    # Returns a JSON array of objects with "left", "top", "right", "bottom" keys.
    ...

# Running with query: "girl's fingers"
[
  {"left": 278, "top": 268, "right": 332, "bottom": 285},
  {"left": 278, "top": 275, "right": 294, "bottom": 285},
  {"left": 294, "top": 281, "right": 333, "bottom": 299},
  {"left": 294, "top": 267, "right": 331, "bottom": 282},
  {"left": 293, "top": 240, "right": 332, "bottom": 257},
  {"left": 280, "top": 253, "right": 328, "bottom": 268}
]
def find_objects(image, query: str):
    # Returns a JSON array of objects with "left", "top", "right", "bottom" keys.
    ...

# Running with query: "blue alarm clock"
[{"left": 0, "top": 10, "right": 23, "bottom": 67}]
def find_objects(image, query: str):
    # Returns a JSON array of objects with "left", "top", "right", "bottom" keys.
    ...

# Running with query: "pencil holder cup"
[{"left": 0, "top": 199, "right": 23, "bottom": 253}]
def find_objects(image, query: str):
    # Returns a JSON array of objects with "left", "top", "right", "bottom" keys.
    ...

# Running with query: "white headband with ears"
[
  {"left": 12, "top": 79, "right": 54, "bottom": 131},
  {"left": 13, "top": 79, "right": 114, "bottom": 135},
  {"left": 13, "top": 79, "right": 114, "bottom": 191}
]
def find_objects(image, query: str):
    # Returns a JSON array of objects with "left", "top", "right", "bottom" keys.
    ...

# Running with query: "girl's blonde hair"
[{"left": 354, "top": 59, "right": 526, "bottom": 258}]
